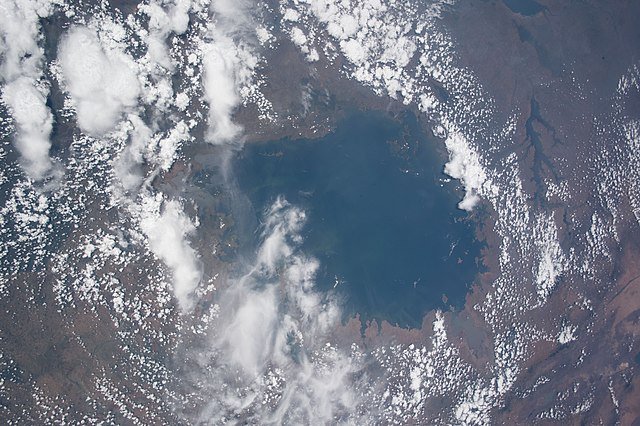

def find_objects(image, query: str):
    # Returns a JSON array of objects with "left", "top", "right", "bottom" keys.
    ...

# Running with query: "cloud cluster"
[
  {"left": 198, "top": 197, "right": 361, "bottom": 423},
  {"left": 443, "top": 129, "right": 487, "bottom": 211},
  {"left": 58, "top": 26, "right": 140, "bottom": 136},
  {"left": 76, "top": 5, "right": 203, "bottom": 314},
  {"left": 533, "top": 212, "right": 567, "bottom": 303},
  {"left": 140, "top": 0, "right": 192, "bottom": 71},
  {"left": 139, "top": 193, "right": 201, "bottom": 311},
  {"left": 0, "top": 0, "right": 55, "bottom": 180}
]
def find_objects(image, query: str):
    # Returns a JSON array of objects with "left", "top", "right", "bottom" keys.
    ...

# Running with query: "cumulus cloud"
[
  {"left": 443, "top": 130, "right": 487, "bottom": 211},
  {"left": 0, "top": 0, "right": 53, "bottom": 80},
  {"left": 139, "top": 194, "right": 201, "bottom": 311},
  {"left": 58, "top": 26, "right": 140, "bottom": 136},
  {"left": 156, "top": 120, "right": 191, "bottom": 171},
  {"left": 106, "top": 0, "right": 196, "bottom": 191},
  {"left": 533, "top": 213, "right": 566, "bottom": 303},
  {"left": 2, "top": 78, "right": 54, "bottom": 179},
  {"left": 142, "top": 4, "right": 175, "bottom": 71},
  {"left": 211, "top": 0, "right": 253, "bottom": 32},
  {"left": 113, "top": 114, "right": 152, "bottom": 192},
  {"left": 140, "top": 0, "right": 193, "bottom": 71},
  {"left": 255, "top": 197, "right": 306, "bottom": 274},
  {"left": 0, "top": 0, "right": 55, "bottom": 180}
]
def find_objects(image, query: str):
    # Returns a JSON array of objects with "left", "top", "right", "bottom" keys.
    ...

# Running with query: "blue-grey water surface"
[
  {"left": 503, "top": 0, "right": 545, "bottom": 16},
  {"left": 234, "top": 111, "right": 482, "bottom": 327}
]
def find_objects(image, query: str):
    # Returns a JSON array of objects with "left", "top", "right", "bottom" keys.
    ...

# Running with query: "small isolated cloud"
[
  {"left": 58, "top": 26, "right": 140, "bottom": 137},
  {"left": 139, "top": 195, "right": 201, "bottom": 311},
  {"left": 557, "top": 324, "right": 576, "bottom": 345},
  {"left": 0, "top": 0, "right": 55, "bottom": 180}
]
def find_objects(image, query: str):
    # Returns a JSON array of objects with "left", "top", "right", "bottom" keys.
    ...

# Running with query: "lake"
[
  {"left": 234, "top": 111, "right": 481, "bottom": 328},
  {"left": 503, "top": 0, "right": 545, "bottom": 16}
]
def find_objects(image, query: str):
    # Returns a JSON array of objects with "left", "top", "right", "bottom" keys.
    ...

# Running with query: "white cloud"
[
  {"left": 557, "top": 324, "right": 576, "bottom": 344},
  {"left": 0, "top": 0, "right": 53, "bottom": 80},
  {"left": 139, "top": 194, "right": 201, "bottom": 311},
  {"left": 327, "top": 15, "right": 358, "bottom": 40},
  {"left": 0, "top": 0, "right": 55, "bottom": 180},
  {"left": 533, "top": 212, "right": 567, "bottom": 303},
  {"left": 58, "top": 26, "right": 140, "bottom": 136},
  {"left": 282, "top": 8, "right": 300, "bottom": 22},
  {"left": 113, "top": 115, "right": 191, "bottom": 193},
  {"left": 198, "top": 197, "right": 362, "bottom": 422},
  {"left": 200, "top": 0, "right": 260, "bottom": 145},
  {"left": 140, "top": 0, "right": 194, "bottom": 71},
  {"left": 168, "top": 0, "right": 192, "bottom": 35},
  {"left": 443, "top": 130, "right": 487, "bottom": 211},
  {"left": 256, "top": 197, "right": 305, "bottom": 274},
  {"left": 201, "top": 39, "right": 243, "bottom": 144},
  {"left": 156, "top": 120, "right": 190, "bottom": 171},
  {"left": 113, "top": 114, "right": 151, "bottom": 191},
  {"left": 340, "top": 39, "right": 366, "bottom": 64},
  {"left": 211, "top": 0, "right": 252, "bottom": 31},
  {"left": 2, "top": 78, "right": 54, "bottom": 180},
  {"left": 216, "top": 283, "right": 278, "bottom": 376},
  {"left": 290, "top": 27, "right": 308, "bottom": 47}
]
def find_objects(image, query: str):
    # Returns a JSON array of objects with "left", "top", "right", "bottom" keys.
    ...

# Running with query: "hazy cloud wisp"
[
  {"left": 201, "top": 0, "right": 258, "bottom": 146},
  {"left": 196, "top": 197, "right": 365, "bottom": 423}
]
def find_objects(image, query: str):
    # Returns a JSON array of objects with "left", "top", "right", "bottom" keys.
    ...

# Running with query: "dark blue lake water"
[
  {"left": 503, "top": 0, "right": 545, "bottom": 16},
  {"left": 234, "top": 111, "right": 481, "bottom": 328}
]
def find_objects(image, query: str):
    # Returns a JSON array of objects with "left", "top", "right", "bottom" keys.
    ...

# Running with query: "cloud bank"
[
  {"left": 58, "top": 26, "right": 140, "bottom": 137},
  {"left": 0, "top": 0, "right": 55, "bottom": 180}
]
